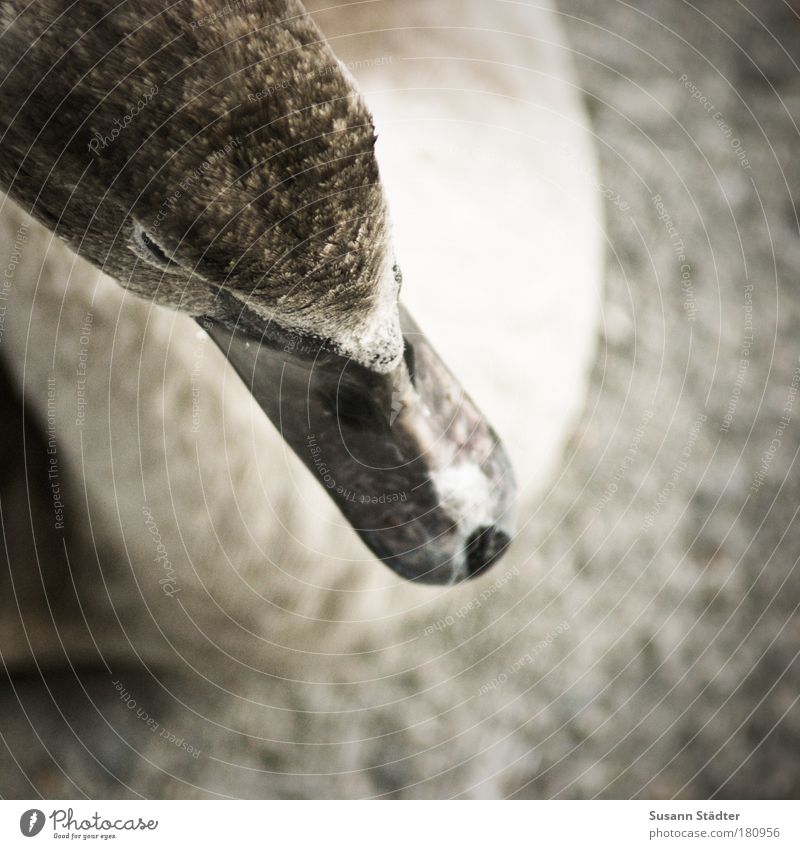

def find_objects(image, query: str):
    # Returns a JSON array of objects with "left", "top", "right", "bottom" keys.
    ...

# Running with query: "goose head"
[{"left": 0, "top": 0, "right": 516, "bottom": 584}]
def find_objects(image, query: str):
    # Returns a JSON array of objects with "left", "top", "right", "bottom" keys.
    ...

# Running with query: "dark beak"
[{"left": 200, "top": 302, "right": 516, "bottom": 584}]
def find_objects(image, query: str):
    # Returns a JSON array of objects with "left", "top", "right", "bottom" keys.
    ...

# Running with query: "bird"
[
  {"left": 3, "top": 0, "right": 795, "bottom": 807},
  {"left": 0, "top": 0, "right": 521, "bottom": 585},
  {"left": 0, "top": 0, "right": 605, "bottom": 797}
]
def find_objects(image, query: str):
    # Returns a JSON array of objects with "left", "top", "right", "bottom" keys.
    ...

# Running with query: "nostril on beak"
[{"left": 464, "top": 526, "right": 512, "bottom": 579}]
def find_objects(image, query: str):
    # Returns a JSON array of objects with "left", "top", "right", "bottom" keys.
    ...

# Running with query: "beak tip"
[
  {"left": 381, "top": 521, "right": 515, "bottom": 586},
  {"left": 463, "top": 525, "right": 513, "bottom": 580}
]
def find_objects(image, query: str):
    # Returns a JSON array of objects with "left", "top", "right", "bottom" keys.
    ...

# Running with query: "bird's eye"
[
  {"left": 129, "top": 221, "right": 181, "bottom": 271},
  {"left": 393, "top": 263, "right": 403, "bottom": 295}
]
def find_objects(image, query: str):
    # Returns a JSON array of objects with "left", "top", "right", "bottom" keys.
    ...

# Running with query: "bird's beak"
[{"left": 200, "top": 302, "right": 516, "bottom": 584}]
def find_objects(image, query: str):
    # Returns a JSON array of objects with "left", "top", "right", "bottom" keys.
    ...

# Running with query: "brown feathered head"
[{"left": 0, "top": 0, "right": 400, "bottom": 367}]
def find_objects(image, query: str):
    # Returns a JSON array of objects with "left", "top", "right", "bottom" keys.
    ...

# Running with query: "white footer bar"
[{"left": 2, "top": 800, "right": 798, "bottom": 847}]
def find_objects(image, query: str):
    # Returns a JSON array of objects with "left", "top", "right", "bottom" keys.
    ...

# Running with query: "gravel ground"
[{"left": 538, "top": 0, "right": 800, "bottom": 798}]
